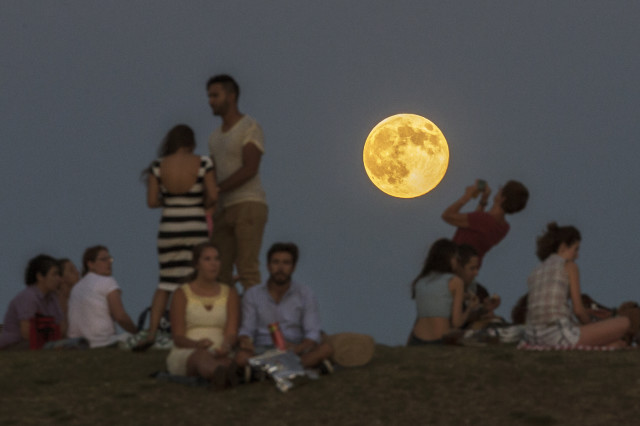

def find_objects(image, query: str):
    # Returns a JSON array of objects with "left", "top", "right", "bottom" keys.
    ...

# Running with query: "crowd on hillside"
[{"left": 3, "top": 74, "right": 638, "bottom": 390}]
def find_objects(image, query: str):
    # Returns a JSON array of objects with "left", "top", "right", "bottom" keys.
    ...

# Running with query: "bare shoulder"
[
  {"left": 564, "top": 260, "right": 579, "bottom": 273},
  {"left": 564, "top": 261, "right": 580, "bottom": 281},
  {"left": 448, "top": 275, "right": 464, "bottom": 291}
]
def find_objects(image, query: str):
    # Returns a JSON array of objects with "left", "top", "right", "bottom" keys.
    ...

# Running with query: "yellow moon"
[{"left": 363, "top": 114, "right": 449, "bottom": 198}]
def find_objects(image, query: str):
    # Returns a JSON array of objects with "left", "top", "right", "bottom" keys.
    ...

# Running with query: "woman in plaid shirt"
[{"left": 524, "top": 223, "right": 629, "bottom": 347}]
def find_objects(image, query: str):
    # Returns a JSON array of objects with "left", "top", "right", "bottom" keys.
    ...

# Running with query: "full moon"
[{"left": 363, "top": 114, "right": 449, "bottom": 198}]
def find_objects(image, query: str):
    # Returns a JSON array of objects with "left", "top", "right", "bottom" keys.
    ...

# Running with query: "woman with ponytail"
[{"left": 524, "top": 223, "right": 629, "bottom": 347}]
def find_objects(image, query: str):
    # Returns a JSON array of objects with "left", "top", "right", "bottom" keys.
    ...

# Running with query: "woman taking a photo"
[
  {"left": 166, "top": 242, "right": 239, "bottom": 388},
  {"left": 140, "top": 124, "right": 218, "bottom": 349},
  {"left": 408, "top": 239, "right": 479, "bottom": 345},
  {"left": 524, "top": 223, "right": 629, "bottom": 347}
]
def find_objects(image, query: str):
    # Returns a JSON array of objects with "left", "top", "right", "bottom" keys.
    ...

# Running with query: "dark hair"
[
  {"left": 206, "top": 74, "right": 240, "bottom": 101},
  {"left": 501, "top": 180, "right": 529, "bottom": 214},
  {"left": 267, "top": 242, "right": 299, "bottom": 266},
  {"left": 411, "top": 239, "right": 458, "bottom": 298},
  {"left": 535, "top": 222, "right": 581, "bottom": 261},
  {"left": 82, "top": 245, "right": 108, "bottom": 276},
  {"left": 190, "top": 242, "right": 220, "bottom": 281},
  {"left": 142, "top": 124, "right": 196, "bottom": 181},
  {"left": 457, "top": 244, "right": 478, "bottom": 268},
  {"left": 25, "top": 254, "right": 59, "bottom": 286},
  {"left": 57, "top": 258, "right": 72, "bottom": 272},
  {"left": 157, "top": 124, "right": 196, "bottom": 158}
]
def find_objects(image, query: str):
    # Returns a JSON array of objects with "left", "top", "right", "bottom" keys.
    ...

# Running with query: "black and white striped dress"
[{"left": 151, "top": 156, "right": 213, "bottom": 292}]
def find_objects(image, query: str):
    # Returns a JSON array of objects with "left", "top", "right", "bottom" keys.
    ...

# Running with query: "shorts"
[{"left": 524, "top": 317, "right": 581, "bottom": 346}]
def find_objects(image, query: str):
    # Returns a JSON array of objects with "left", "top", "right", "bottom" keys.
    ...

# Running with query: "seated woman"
[
  {"left": 524, "top": 223, "right": 629, "bottom": 347},
  {"left": 67, "top": 246, "right": 138, "bottom": 348},
  {"left": 56, "top": 258, "right": 80, "bottom": 317},
  {"left": 455, "top": 244, "right": 504, "bottom": 330},
  {"left": 408, "top": 239, "right": 479, "bottom": 345},
  {"left": 0, "top": 254, "right": 66, "bottom": 349},
  {"left": 166, "top": 242, "right": 239, "bottom": 388}
]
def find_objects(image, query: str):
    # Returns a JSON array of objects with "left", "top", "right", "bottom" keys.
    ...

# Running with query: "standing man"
[
  {"left": 207, "top": 74, "right": 268, "bottom": 291},
  {"left": 442, "top": 180, "right": 529, "bottom": 266},
  {"left": 235, "top": 242, "right": 333, "bottom": 371}
]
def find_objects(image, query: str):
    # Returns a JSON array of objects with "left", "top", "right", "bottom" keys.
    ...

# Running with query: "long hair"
[
  {"left": 141, "top": 124, "right": 196, "bottom": 180},
  {"left": 535, "top": 222, "right": 581, "bottom": 261},
  {"left": 411, "top": 239, "right": 458, "bottom": 299}
]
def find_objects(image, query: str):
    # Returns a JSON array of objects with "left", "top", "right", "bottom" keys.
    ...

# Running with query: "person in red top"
[{"left": 442, "top": 180, "right": 529, "bottom": 266}]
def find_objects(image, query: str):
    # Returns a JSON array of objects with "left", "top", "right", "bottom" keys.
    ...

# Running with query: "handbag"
[{"left": 29, "top": 313, "right": 61, "bottom": 350}]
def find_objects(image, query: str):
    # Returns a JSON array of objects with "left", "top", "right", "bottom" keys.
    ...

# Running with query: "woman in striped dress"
[{"left": 142, "top": 124, "right": 218, "bottom": 346}]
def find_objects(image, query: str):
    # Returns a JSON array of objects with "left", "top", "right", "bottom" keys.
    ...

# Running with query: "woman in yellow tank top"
[{"left": 166, "top": 242, "right": 239, "bottom": 387}]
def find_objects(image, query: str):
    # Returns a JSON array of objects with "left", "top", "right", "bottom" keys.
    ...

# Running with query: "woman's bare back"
[{"left": 158, "top": 153, "right": 204, "bottom": 194}]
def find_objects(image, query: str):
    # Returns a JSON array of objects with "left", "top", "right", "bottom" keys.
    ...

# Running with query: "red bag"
[{"left": 29, "top": 313, "right": 61, "bottom": 350}]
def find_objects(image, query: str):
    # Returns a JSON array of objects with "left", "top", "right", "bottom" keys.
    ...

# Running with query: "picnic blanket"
[{"left": 517, "top": 342, "right": 629, "bottom": 351}]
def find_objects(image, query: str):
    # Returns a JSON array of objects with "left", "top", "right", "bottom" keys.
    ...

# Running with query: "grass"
[{"left": 1, "top": 344, "right": 640, "bottom": 425}]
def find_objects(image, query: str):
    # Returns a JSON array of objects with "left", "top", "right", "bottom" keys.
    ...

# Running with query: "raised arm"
[
  {"left": 474, "top": 184, "right": 492, "bottom": 212},
  {"left": 216, "top": 143, "right": 262, "bottom": 193},
  {"left": 441, "top": 184, "right": 479, "bottom": 228}
]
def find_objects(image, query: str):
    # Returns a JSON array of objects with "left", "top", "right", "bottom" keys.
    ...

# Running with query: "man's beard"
[
  {"left": 270, "top": 272, "right": 291, "bottom": 286},
  {"left": 212, "top": 101, "right": 229, "bottom": 116}
]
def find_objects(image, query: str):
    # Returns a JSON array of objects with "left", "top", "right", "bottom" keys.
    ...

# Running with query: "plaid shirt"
[{"left": 526, "top": 254, "right": 572, "bottom": 325}]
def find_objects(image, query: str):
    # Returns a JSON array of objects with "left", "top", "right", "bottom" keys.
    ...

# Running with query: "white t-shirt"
[
  {"left": 208, "top": 115, "right": 267, "bottom": 208},
  {"left": 68, "top": 272, "right": 121, "bottom": 348}
]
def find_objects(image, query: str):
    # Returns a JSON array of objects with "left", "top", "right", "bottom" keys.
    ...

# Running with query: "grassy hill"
[{"left": 1, "top": 344, "right": 639, "bottom": 425}]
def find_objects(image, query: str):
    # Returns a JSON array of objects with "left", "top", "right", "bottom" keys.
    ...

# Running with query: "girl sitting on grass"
[
  {"left": 166, "top": 242, "right": 239, "bottom": 389},
  {"left": 67, "top": 246, "right": 138, "bottom": 348},
  {"left": 524, "top": 223, "right": 629, "bottom": 348},
  {"left": 408, "top": 239, "right": 479, "bottom": 345}
]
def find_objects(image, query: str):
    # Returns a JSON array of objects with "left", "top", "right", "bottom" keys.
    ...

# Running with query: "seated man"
[{"left": 235, "top": 242, "right": 333, "bottom": 372}]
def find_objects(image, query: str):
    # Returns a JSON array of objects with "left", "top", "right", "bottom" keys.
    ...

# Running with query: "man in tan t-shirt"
[{"left": 207, "top": 74, "right": 268, "bottom": 291}]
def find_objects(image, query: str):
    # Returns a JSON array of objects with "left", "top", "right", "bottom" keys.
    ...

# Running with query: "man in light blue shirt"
[{"left": 235, "top": 242, "right": 333, "bottom": 369}]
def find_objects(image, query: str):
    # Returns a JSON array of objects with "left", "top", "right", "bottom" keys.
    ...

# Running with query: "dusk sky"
[{"left": 2, "top": 2, "right": 639, "bottom": 345}]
